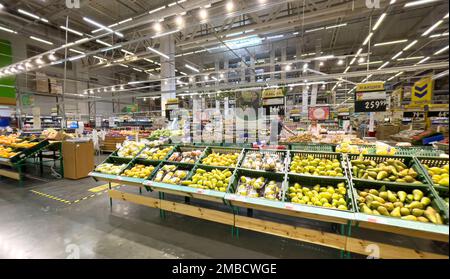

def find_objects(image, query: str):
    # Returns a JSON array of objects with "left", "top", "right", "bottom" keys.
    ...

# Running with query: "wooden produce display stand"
[
  {"left": 0, "top": 139, "right": 51, "bottom": 185},
  {"left": 90, "top": 144, "right": 449, "bottom": 259}
]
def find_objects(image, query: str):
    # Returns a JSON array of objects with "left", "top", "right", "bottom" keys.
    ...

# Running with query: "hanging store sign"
[
  {"left": 428, "top": 111, "right": 449, "bottom": 118},
  {"left": 166, "top": 98, "right": 179, "bottom": 105},
  {"left": 354, "top": 81, "right": 387, "bottom": 112},
  {"left": 262, "top": 97, "right": 284, "bottom": 106},
  {"left": 308, "top": 106, "right": 330, "bottom": 120},
  {"left": 262, "top": 88, "right": 285, "bottom": 99},
  {"left": 403, "top": 111, "right": 425, "bottom": 121},
  {"left": 411, "top": 77, "right": 433, "bottom": 106}
]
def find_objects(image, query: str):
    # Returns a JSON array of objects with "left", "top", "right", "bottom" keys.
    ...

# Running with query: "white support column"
[
  {"left": 250, "top": 55, "right": 255, "bottom": 83},
  {"left": 270, "top": 48, "right": 275, "bottom": 80},
  {"left": 215, "top": 59, "right": 220, "bottom": 87},
  {"left": 281, "top": 48, "right": 287, "bottom": 81},
  {"left": 160, "top": 35, "right": 176, "bottom": 118},
  {"left": 224, "top": 60, "right": 229, "bottom": 83},
  {"left": 310, "top": 43, "right": 321, "bottom": 106}
]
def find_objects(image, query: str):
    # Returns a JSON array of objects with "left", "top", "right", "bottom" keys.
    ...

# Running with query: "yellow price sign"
[{"left": 262, "top": 88, "right": 285, "bottom": 99}]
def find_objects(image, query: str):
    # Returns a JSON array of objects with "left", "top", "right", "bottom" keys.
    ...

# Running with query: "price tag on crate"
[
  {"left": 366, "top": 216, "right": 385, "bottom": 224},
  {"left": 284, "top": 203, "right": 303, "bottom": 212},
  {"left": 88, "top": 172, "right": 94, "bottom": 176},
  {"left": 143, "top": 181, "right": 153, "bottom": 187}
]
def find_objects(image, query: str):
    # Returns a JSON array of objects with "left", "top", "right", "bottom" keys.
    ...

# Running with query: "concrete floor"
[{"left": 0, "top": 158, "right": 447, "bottom": 259}]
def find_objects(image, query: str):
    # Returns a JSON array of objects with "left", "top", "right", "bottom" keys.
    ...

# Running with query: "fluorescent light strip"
[
  {"left": 151, "top": 29, "right": 180, "bottom": 39},
  {"left": 349, "top": 57, "right": 356, "bottom": 65},
  {"left": 18, "top": 9, "right": 48, "bottom": 23},
  {"left": 30, "top": 36, "right": 53, "bottom": 45},
  {"left": 404, "top": 0, "right": 441, "bottom": 8},
  {"left": 60, "top": 26, "right": 84, "bottom": 36},
  {"left": 397, "top": 56, "right": 424, "bottom": 60},
  {"left": 314, "top": 55, "right": 334, "bottom": 60},
  {"left": 76, "top": 38, "right": 89, "bottom": 44},
  {"left": 118, "top": 64, "right": 129, "bottom": 68},
  {"left": 430, "top": 32, "right": 449, "bottom": 38},
  {"left": 118, "top": 18, "right": 132, "bottom": 25},
  {"left": 362, "top": 32, "right": 373, "bottom": 46},
  {"left": 267, "top": 35, "right": 284, "bottom": 39},
  {"left": 343, "top": 66, "right": 350, "bottom": 73},
  {"left": 96, "top": 39, "right": 112, "bottom": 47},
  {"left": 132, "top": 68, "right": 143, "bottom": 72},
  {"left": 185, "top": 64, "right": 200, "bottom": 72},
  {"left": 403, "top": 40, "right": 418, "bottom": 50},
  {"left": 378, "top": 61, "right": 389, "bottom": 69},
  {"left": 434, "top": 45, "right": 449, "bottom": 55},
  {"left": 101, "top": 45, "right": 122, "bottom": 52},
  {"left": 391, "top": 51, "right": 403, "bottom": 60},
  {"left": 372, "top": 13, "right": 386, "bottom": 31},
  {"left": 358, "top": 60, "right": 383, "bottom": 65},
  {"left": 93, "top": 56, "right": 106, "bottom": 61},
  {"left": 326, "top": 23, "right": 347, "bottom": 29},
  {"left": 356, "top": 48, "right": 363, "bottom": 56},
  {"left": 147, "top": 47, "right": 169, "bottom": 59},
  {"left": 374, "top": 39, "right": 408, "bottom": 46},
  {"left": 69, "top": 54, "right": 86, "bottom": 61},
  {"left": 305, "top": 27, "right": 324, "bottom": 33},
  {"left": 83, "top": 17, "right": 124, "bottom": 37},
  {"left": 121, "top": 49, "right": 135, "bottom": 55},
  {"left": 149, "top": 6, "right": 165, "bottom": 14},
  {"left": 0, "top": 26, "right": 18, "bottom": 34},
  {"left": 422, "top": 20, "right": 444, "bottom": 36},
  {"left": 69, "top": 49, "right": 85, "bottom": 54},
  {"left": 143, "top": 58, "right": 155, "bottom": 63},
  {"left": 168, "top": 2, "right": 177, "bottom": 7}
]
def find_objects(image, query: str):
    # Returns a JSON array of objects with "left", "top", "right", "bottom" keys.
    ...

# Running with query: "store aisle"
[{"left": 0, "top": 176, "right": 340, "bottom": 259}]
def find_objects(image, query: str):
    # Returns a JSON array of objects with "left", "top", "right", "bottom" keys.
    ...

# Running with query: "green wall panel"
[{"left": 0, "top": 39, "right": 16, "bottom": 105}]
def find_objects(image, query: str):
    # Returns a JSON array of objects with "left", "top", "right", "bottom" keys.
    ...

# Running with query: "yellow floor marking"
[
  {"left": 88, "top": 183, "right": 120, "bottom": 193},
  {"left": 30, "top": 190, "right": 72, "bottom": 204}
]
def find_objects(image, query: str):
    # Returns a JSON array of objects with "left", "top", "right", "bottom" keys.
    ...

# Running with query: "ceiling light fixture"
[
  {"left": 18, "top": 9, "right": 48, "bottom": 23},
  {"left": 403, "top": 40, "right": 418, "bottom": 50},
  {"left": 186, "top": 64, "right": 200, "bottom": 72},
  {"left": 404, "top": 0, "right": 440, "bottom": 8},
  {"left": 149, "top": 6, "right": 165, "bottom": 14},
  {"left": 199, "top": 8, "right": 208, "bottom": 20},
  {"left": 96, "top": 39, "right": 112, "bottom": 47},
  {"left": 422, "top": 20, "right": 444, "bottom": 37},
  {"left": 391, "top": 51, "right": 403, "bottom": 60},
  {"left": 305, "top": 27, "right": 325, "bottom": 33},
  {"left": 397, "top": 56, "right": 424, "bottom": 60},
  {"left": 372, "top": 13, "right": 386, "bottom": 31},
  {"left": 147, "top": 46, "right": 169, "bottom": 59},
  {"left": 362, "top": 32, "right": 373, "bottom": 46},
  {"left": 30, "top": 36, "right": 53, "bottom": 45},
  {"left": 378, "top": 61, "right": 389, "bottom": 69},
  {"left": 153, "top": 21, "right": 162, "bottom": 32},
  {"left": 226, "top": 1, "right": 234, "bottom": 12},
  {"left": 60, "top": 26, "right": 83, "bottom": 36},
  {"left": 434, "top": 45, "right": 449, "bottom": 55},
  {"left": 326, "top": 23, "right": 347, "bottom": 29},
  {"left": 0, "top": 26, "right": 18, "bottom": 34},
  {"left": 83, "top": 17, "right": 124, "bottom": 37},
  {"left": 374, "top": 39, "right": 408, "bottom": 46},
  {"left": 337, "top": 59, "right": 344, "bottom": 65}
]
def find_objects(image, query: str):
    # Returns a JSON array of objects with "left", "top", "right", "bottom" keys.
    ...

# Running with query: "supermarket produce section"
[{"left": 89, "top": 141, "right": 449, "bottom": 258}]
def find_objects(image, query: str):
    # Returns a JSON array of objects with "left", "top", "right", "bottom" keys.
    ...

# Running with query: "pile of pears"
[
  {"left": 357, "top": 186, "right": 444, "bottom": 224},
  {"left": 423, "top": 164, "right": 449, "bottom": 188},
  {"left": 290, "top": 155, "right": 344, "bottom": 177},
  {"left": 287, "top": 182, "right": 349, "bottom": 210},
  {"left": 351, "top": 158, "right": 422, "bottom": 184}
]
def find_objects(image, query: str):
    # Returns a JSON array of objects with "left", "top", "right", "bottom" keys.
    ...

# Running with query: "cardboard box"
[
  {"left": 376, "top": 124, "right": 400, "bottom": 140},
  {"left": 62, "top": 140, "right": 94, "bottom": 179},
  {"left": 36, "top": 72, "right": 49, "bottom": 93}
]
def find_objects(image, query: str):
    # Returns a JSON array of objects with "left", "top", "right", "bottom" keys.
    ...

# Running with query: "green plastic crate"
[
  {"left": 197, "top": 146, "right": 244, "bottom": 169},
  {"left": 416, "top": 157, "right": 449, "bottom": 197},
  {"left": 396, "top": 147, "right": 444, "bottom": 157},
  {"left": 347, "top": 154, "right": 430, "bottom": 189},
  {"left": 290, "top": 143, "right": 334, "bottom": 152},
  {"left": 228, "top": 168, "right": 286, "bottom": 203},
  {"left": 288, "top": 151, "right": 346, "bottom": 180},
  {"left": 164, "top": 145, "right": 206, "bottom": 165},
  {"left": 238, "top": 149, "right": 288, "bottom": 174},
  {"left": 285, "top": 174, "right": 355, "bottom": 213},
  {"left": 351, "top": 179, "right": 448, "bottom": 225}
]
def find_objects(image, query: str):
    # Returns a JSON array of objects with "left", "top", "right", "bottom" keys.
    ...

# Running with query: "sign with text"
[
  {"left": 411, "top": 77, "right": 433, "bottom": 106},
  {"left": 308, "top": 106, "right": 330, "bottom": 120},
  {"left": 262, "top": 88, "right": 285, "bottom": 99},
  {"left": 355, "top": 82, "right": 386, "bottom": 112}
]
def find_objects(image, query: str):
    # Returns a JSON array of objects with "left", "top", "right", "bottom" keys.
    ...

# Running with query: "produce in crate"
[
  {"left": 241, "top": 152, "right": 285, "bottom": 172},
  {"left": 336, "top": 143, "right": 369, "bottom": 154},
  {"left": 287, "top": 182, "right": 348, "bottom": 210},
  {"left": 351, "top": 157, "right": 423, "bottom": 184},
  {"left": 236, "top": 176, "right": 282, "bottom": 200},
  {"left": 153, "top": 165, "right": 188, "bottom": 185},
  {"left": 444, "top": 197, "right": 449, "bottom": 207},
  {"left": 10, "top": 141, "right": 38, "bottom": 149},
  {"left": 0, "top": 146, "right": 18, "bottom": 158},
  {"left": 182, "top": 168, "right": 232, "bottom": 192},
  {"left": 138, "top": 146, "right": 173, "bottom": 160},
  {"left": 149, "top": 129, "right": 171, "bottom": 139},
  {"left": 95, "top": 163, "right": 127, "bottom": 175},
  {"left": 117, "top": 141, "right": 145, "bottom": 158},
  {"left": 201, "top": 152, "right": 240, "bottom": 167},
  {"left": 168, "top": 150, "right": 203, "bottom": 163},
  {"left": 356, "top": 186, "right": 444, "bottom": 224},
  {"left": 122, "top": 164, "right": 155, "bottom": 179},
  {"left": 422, "top": 164, "right": 449, "bottom": 187},
  {"left": 290, "top": 155, "right": 343, "bottom": 177}
]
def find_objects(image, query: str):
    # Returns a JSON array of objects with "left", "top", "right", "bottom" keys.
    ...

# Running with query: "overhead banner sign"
[
  {"left": 262, "top": 88, "right": 285, "bottom": 99},
  {"left": 411, "top": 77, "right": 433, "bottom": 106},
  {"left": 354, "top": 81, "right": 387, "bottom": 112}
]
